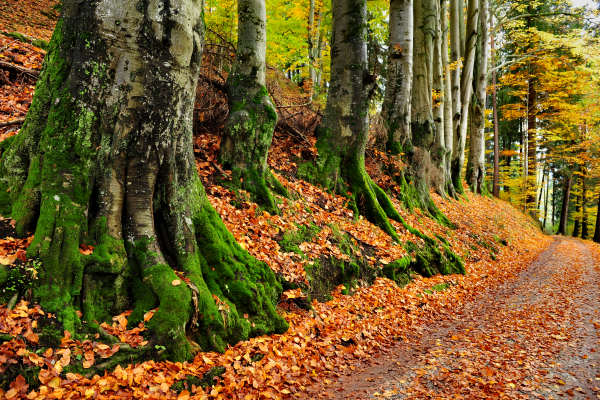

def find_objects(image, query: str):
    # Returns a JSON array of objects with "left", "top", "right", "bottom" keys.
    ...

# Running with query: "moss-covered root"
[
  {"left": 394, "top": 171, "right": 454, "bottom": 228},
  {"left": 230, "top": 167, "right": 288, "bottom": 214},
  {"left": 346, "top": 158, "right": 400, "bottom": 242},
  {"left": 406, "top": 238, "right": 465, "bottom": 277},
  {"left": 220, "top": 84, "right": 286, "bottom": 214},
  {"left": 451, "top": 159, "right": 465, "bottom": 196},
  {"left": 192, "top": 202, "right": 288, "bottom": 350}
]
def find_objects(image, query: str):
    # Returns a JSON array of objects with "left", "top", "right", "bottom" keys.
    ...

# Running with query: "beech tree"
[
  {"left": 219, "top": 0, "right": 287, "bottom": 212},
  {"left": 466, "top": 0, "right": 490, "bottom": 194},
  {"left": 382, "top": 0, "right": 413, "bottom": 156},
  {"left": 0, "top": 0, "right": 287, "bottom": 361},
  {"left": 300, "top": 0, "right": 404, "bottom": 240},
  {"left": 451, "top": 0, "right": 479, "bottom": 193},
  {"left": 410, "top": 0, "right": 437, "bottom": 202}
]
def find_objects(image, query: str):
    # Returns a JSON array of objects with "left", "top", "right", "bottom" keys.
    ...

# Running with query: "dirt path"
[{"left": 314, "top": 238, "right": 600, "bottom": 399}]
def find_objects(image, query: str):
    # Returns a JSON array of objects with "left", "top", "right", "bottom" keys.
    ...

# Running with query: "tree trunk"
[
  {"left": 442, "top": 0, "right": 456, "bottom": 197},
  {"left": 525, "top": 78, "right": 538, "bottom": 217},
  {"left": 219, "top": 0, "right": 287, "bottom": 213},
  {"left": 382, "top": 0, "right": 413, "bottom": 155},
  {"left": 491, "top": 18, "right": 500, "bottom": 198},
  {"left": 451, "top": 0, "right": 479, "bottom": 193},
  {"left": 432, "top": 0, "right": 447, "bottom": 195},
  {"left": 594, "top": 193, "right": 600, "bottom": 243},
  {"left": 449, "top": 0, "right": 462, "bottom": 190},
  {"left": 558, "top": 173, "right": 572, "bottom": 236},
  {"left": 582, "top": 174, "right": 589, "bottom": 239},
  {"left": 0, "top": 0, "right": 286, "bottom": 361},
  {"left": 301, "top": 0, "right": 403, "bottom": 240},
  {"left": 543, "top": 169, "right": 550, "bottom": 231},
  {"left": 573, "top": 193, "right": 581, "bottom": 237},
  {"left": 537, "top": 165, "right": 545, "bottom": 209},
  {"left": 410, "top": 0, "right": 447, "bottom": 214},
  {"left": 552, "top": 176, "right": 557, "bottom": 227},
  {"left": 308, "top": 0, "right": 323, "bottom": 97},
  {"left": 466, "top": 0, "right": 489, "bottom": 194}
]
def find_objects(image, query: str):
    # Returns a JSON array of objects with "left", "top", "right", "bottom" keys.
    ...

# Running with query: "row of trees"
[
  {"left": 490, "top": 0, "right": 600, "bottom": 240},
  {"left": 1, "top": 0, "right": 599, "bottom": 360}
]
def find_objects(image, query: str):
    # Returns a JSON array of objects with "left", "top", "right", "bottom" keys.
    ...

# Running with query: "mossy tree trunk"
[
  {"left": 300, "top": 0, "right": 404, "bottom": 241},
  {"left": 466, "top": 0, "right": 489, "bottom": 194},
  {"left": 451, "top": 0, "right": 479, "bottom": 194},
  {"left": 406, "top": 0, "right": 452, "bottom": 221},
  {"left": 382, "top": 0, "right": 413, "bottom": 156},
  {"left": 0, "top": 0, "right": 286, "bottom": 362},
  {"left": 218, "top": 0, "right": 286, "bottom": 213}
]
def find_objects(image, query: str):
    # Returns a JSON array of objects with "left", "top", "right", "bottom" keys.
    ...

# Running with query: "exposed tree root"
[{"left": 0, "top": 8, "right": 288, "bottom": 362}]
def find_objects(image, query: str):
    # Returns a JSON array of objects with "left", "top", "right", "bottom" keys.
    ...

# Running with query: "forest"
[{"left": 0, "top": 0, "right": 599, "bottom": 398}]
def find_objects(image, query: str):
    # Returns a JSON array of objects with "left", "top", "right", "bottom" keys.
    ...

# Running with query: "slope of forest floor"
[{"left": 0, "top": 5, "right": 590, "bottom": 399}]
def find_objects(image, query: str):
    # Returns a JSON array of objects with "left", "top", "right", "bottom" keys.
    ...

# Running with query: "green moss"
[
  {"left": 191, "top": 201, "right": 288, "bottom": 350},
  {"left": 145, "top": 263, "right": 192, "bottom": 361},
  {"left": 1, "top": 31, "right": 48, "bottom": 50},
  {"left": 278, "top": 222, "right": 321, "bottom": 256},
  {"left": 431, "top": 282, "right": 451, "bottom": 292},
  {"left": 382, "top": 256, "right": 412, "bottom": 286},
  {"left": 221, "top": 81, "right": 283, "bottom": 213},
  {"left": 11, "top": 155, "right": 41, "bottom": 236},
  {"left": 0, "top": 259, "right": 40, "bottom": 304}
]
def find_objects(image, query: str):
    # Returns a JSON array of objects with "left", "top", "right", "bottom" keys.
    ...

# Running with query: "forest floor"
[
  {"left": 306, "top": 237, "right": 600, "bottom": 399},
  {"left": 1, "top": 4, "right": 600, "bottom": 400}
]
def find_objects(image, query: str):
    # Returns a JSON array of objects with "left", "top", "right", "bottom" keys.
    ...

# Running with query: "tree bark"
[
  {"left": 432, "top": 0, "right": 447, "bottom": 195},
  {"left": 594, "top": 193, "right": 600, "bottom": 243},
  {"left": 582, "top": 174, "right": 589, "bottom": 239},
  {"left": 441, "top": 0, "right": 456, "bottom": 197},
  {"left": 409, "top": 0, "right": 452, "bottom": 217},
  {"left": 491, "top": 17, "right": 500, "bottom": 198},
  {"left": 466, "top": 0, "right": 489, "bottom": 194},
  {"left": 308, "top": 0, "right": 323, "bottom": 97},
  {"left": 449, "top": 0, "right": 462, "bottom": 186},
  {"left": 0, "top": 0, "right": 286, "bottom": 361},
  {"left": 525, "top": 78, "right": 538, "bottom": 217},
  {"left": 573, "top": 192, "right": 581, "bottom": 237},
  {"left": 382, "top": 0, "right": 413, "bottom": 155},
  {"left": 558, "top": 173, "right": 572, "bottom": 236},
  {"left": 219, "top": 0, "right": 286, "bottom": 213},
  {"left": 543, "top": 169, "right": 550, "bottom": 231},
  {"left": 451, "top": 0, "right": 479, "bottom": 193},
  {"left": 301, "top": 0, "right": 403, "bottom": 240}
]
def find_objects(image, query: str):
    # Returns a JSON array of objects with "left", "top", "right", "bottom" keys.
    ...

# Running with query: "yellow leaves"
[{"left": 47, "top": 377, "right": 60, "bottom": 389}]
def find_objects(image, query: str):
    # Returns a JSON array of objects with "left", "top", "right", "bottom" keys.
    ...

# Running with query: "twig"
[
  {"left": 276, "top": 100, "right": 313, "bottom": 110},
  {"left": 0, "top": 61, "right": 39, "bottom": 78},
  {"left": 0, "top": 118, "right": 25, "bottom": 128}
]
